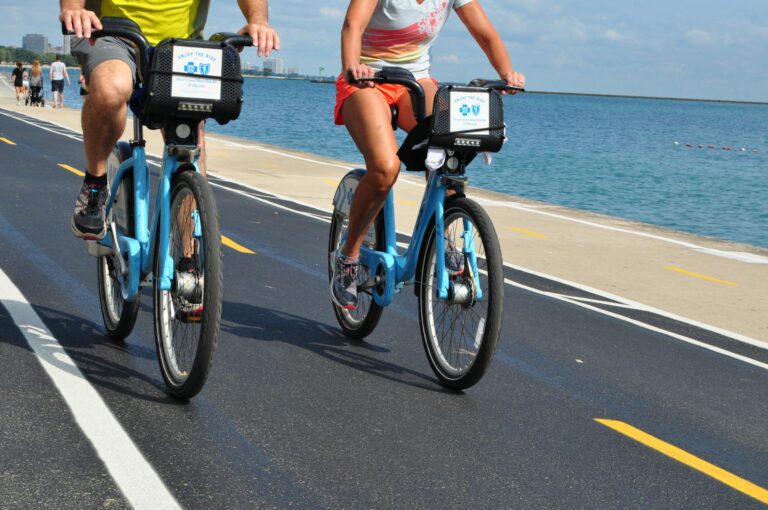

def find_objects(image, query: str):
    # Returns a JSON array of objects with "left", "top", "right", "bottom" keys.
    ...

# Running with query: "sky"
[{"left": 1, "top": 0, "right": 766, "bottom": 102}]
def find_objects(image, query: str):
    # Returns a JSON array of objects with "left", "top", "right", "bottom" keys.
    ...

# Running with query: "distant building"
[
  {"left": 22, "top": 33, "right": 48, "bottom": 55},
  {"left": 285, "top": 67, "right": 300, "bottom": 75},
  {"left": 62, "top": 35, "right": 71, "bottom": 56},
  {"left": 263, "top": 58, "right": 283, "bottom": 75}
]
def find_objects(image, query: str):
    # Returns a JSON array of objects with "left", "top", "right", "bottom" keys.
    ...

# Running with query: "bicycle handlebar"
[
  {"left": 62, "top": 17, "right": 254, "bottom": 84},
  {"left": 349, "top": 67, "right": 427, "bottom": 122},
  {"left": 349, "top": 67, "right": 525, "bottom": 124},
  {"left": 468, "top": 78, "right": 525, "bottom": 93}
]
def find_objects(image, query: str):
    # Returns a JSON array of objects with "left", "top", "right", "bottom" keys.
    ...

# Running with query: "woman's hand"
[
  {"left": 502, "top": 71, "right": 525, "bottom": 95},
  {"left": 345, "top": 63, "right": 376, "bottom": 87}
]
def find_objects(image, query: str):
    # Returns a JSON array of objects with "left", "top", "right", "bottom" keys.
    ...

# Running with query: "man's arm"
[
  {"left": 60, "top": 0, "right": 102, "bottom": 38},
  {"left": 237, "top": 0, "right": 280, "bottom": 57}
]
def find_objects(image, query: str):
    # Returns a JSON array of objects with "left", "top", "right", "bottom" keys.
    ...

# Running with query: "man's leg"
[{"left": 71, "top": 60, "right": 133, "bottom": 239}]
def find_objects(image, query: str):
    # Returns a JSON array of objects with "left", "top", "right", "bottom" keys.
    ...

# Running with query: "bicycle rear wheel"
[
  {"left": 97, "top": 143, "right": 140, "bottom": 339},
  {"left": 153, "top": 170, "right": 223, "bottom": 398},
  {"left": 417, "top": 197, "right": 504, "bottom": 390},
  {"left": 328, "top": 210, "right": 385, "bottom": 339}
]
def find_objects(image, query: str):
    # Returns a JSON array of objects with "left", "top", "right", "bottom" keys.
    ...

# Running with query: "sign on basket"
[{"left": 171, "top": 46, "right": 223, "bottom": 100}]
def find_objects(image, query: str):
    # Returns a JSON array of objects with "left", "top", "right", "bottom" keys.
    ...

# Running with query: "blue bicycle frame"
[
  {"left": 349, "top": 168, "right": 483, "bottom": 307},
  {"left": 97, "top": 118, "right": 202, "bottom": 302}
]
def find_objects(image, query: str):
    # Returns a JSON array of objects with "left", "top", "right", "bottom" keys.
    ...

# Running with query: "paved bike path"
[{"left": 0, "top": 103, "right": 766, "bottom": 507}]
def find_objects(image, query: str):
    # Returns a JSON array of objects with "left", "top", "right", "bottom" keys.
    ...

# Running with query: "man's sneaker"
[
  {"left": 445, "top": 241, "right": 465, "bottom": 275},
  {"left": 330, "top": 251, "right": 359, "bottom": 310},
  {"left": 175, "top": 256, "right": 204, "bottom": 322},
  {"left": 71, "top": 182, "right": 109, "bottom": 240}
]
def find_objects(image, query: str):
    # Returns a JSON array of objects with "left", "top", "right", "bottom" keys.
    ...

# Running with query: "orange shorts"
[{"left": 334, "top": 73, "right": 437, "bottom": 125}]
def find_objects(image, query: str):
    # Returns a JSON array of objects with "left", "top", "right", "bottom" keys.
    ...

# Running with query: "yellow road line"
[
  {"left": 398, "top": 200, "right": 418, "bottom": 206},
  {"left": 507, "top": 226, "right": 547, "bottom": 239},
  {"left": 221, "top": 235, "right": 255, "bottom": 254},
  {"left": 596, "top": 419, "right": 768, "bottom": 504},
  {"left": 321, "top": 179, "right": 338, "bottom": 186},
  {"left": 58, "top": 163, "right": 85, "bottom": 177},
  {"left": 665, "top": 266, "right": 737, "bottom": 286},
  {"left": 0, "top": 136, "right": 16, "bottom": 145}
]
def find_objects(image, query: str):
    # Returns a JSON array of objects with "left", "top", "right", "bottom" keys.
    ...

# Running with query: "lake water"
[{"left": 5, "top": 67, "right": 767, "bottom": 248}]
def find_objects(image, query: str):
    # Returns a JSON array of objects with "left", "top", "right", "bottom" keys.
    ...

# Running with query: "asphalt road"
[{"left": 0, "top": 109, "right": 766, "bottom": 509}]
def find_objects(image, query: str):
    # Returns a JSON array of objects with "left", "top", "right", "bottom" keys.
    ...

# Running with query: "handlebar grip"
[
  {"left": 469, "top": 78, "right": 525, "bottom": 92},
  {"left": 61, "top": 22, "right": 73, "bottom": 36},
  {"left": 208, "top": 32, "right": 254, "bottom": 48}
]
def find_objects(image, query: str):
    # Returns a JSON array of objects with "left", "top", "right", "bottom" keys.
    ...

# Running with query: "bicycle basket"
[
  {"left": 142, "top": 38, "right": 244, "bottom": 128},
  {"left": 429, "top": 85, "right": 505, "bottom": 152}
]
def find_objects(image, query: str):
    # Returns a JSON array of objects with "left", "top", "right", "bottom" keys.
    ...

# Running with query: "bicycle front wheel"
[
  {"left": 418, "top": 197, "right": 504, "bottom": 390},
  {"left": 153, "top": 170, "right": 223, "bottom": 398}
]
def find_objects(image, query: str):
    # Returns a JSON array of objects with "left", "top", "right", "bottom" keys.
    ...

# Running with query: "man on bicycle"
[{"left": 61, "top": 0, "right": 280, "bottom": 240}]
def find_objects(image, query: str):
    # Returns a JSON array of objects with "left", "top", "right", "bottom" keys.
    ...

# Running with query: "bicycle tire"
[
  {"left": 417, "top": 197, "right": 504, "bottom": 390},
  {"left": 153, "top": 170, "right": 223, "bottom": 398},
  {"left": 328, "top": 210, "right": 385, "bottom": 339},
  {"left": 97, "top": 143, "right": 140, "bottom": 339}
]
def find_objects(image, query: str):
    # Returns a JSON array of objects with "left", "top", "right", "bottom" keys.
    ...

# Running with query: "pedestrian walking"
[{"left": 49, "top": 55, "right": 71, "bottom": 108}]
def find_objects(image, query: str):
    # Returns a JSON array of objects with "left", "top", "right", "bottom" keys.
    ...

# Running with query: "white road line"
[
  {"left": 504, "top": 277, "right": 768, "bottom": 372},
  {"left": 0, "top": 267, "right": 181, "bottom": 510}
]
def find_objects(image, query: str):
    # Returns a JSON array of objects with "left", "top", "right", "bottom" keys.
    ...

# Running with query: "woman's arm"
[
  {"left": 455, "top": 1, "right": 525, "bottom": 89},
  {"left": 341, "top": 0, "right": 378, "bottom": 84}
]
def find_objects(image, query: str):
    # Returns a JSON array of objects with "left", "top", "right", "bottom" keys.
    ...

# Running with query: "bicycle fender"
[{"left": 332, "top": 168, "right": 367, "bottom": 217}]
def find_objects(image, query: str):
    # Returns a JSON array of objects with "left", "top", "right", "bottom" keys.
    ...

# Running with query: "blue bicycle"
[
  {"left": 77, "top": 18, "right": 252, "bottom": 397},
  {"left": 329, "top": 68, "right": 522, "bottom": 390}
]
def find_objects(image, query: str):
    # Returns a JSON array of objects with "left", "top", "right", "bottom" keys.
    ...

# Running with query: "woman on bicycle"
[{"left": 330, "top": 0, "right": 525, "bottom": 309}]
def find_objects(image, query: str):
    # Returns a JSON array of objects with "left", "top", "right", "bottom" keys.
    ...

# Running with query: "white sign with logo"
[
  {"left": 171, "top": 46, "right": 223, "bottom": 100},
  {"left": 449, "top": 91, "right": 490, "bottom": 135}
]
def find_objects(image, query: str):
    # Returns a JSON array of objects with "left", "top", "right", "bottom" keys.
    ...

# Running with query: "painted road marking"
[
  {"left": 398, "top": 200, "right": 418, "bottom": 206},
  {"left": 58, "top": 163, "right": 85, "bottom": 177},
  {"left": 508, "top": 226, "right": 546, "bottom": 239},
  {"left": 596, "top": 419, "right": 768, "bottom": 504},
  {"left": 322, "top": 179, "right": 337, "bottom": 186},
  {"left": 665, "top": 266, "right": 737, "bottom": 286},
  {"left": 0, "top": 267, "right": 181, "bottom": 510},
  {"left": 221, "top": 235, "right": 255, "bottom": 254},
  {"left": 0, "top": 136, "right": 16, "bottom": 145}
]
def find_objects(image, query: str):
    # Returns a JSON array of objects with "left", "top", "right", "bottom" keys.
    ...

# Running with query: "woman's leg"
[
  {"left": 340, "top": 88, "right": 401, "bottom": 260},
  {"left": 395, "top": 78, "right": 438, "bottom": 132}
]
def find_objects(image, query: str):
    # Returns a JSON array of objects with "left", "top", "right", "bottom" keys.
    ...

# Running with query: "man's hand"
[
  {"left": 238, "top": 23, "right": 280, "bottom": 57},
  {"left": 59, "top": 8, "right": 102, "bottom": 39}
]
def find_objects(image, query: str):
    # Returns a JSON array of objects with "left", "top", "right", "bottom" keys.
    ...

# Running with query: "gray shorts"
[{"left": 71, "top": 36, "right": 137, "bottom": 84}]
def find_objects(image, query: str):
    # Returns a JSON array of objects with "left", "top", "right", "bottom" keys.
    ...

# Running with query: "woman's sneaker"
[
  {"left": 330, "top": 251, "right": 359, "bottom": 310},
  {"left": 71, "top": 182, "right": 108, "bottom": 240}
]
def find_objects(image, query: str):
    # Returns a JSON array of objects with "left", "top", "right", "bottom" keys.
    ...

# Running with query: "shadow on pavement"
[{"left": 221, "top": 301, "right": 455, "bottom": 394}]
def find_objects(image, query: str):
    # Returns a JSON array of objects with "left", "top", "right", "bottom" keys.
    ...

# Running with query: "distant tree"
[{"left": 262, "top": 68, "right": 272, "bottom": 77}]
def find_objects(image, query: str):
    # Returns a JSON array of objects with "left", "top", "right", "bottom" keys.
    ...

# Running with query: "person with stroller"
[{"left": 27, "top": 60, "right": 45, "bottom": 107}]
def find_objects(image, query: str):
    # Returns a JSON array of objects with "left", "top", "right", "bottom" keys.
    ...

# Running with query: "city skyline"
[{"left": 0, "top": 1, "right": 766, "bottom": 101}]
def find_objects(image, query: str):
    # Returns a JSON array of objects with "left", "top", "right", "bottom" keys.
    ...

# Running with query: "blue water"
[{"left": 7, "top": 68, "right": 768, "bottom": 248}]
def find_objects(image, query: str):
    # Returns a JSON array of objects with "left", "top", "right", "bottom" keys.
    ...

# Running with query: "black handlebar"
[
  {"left": 349, "top": 67, "right": 427, "bottom": 121},
  {"left": 208, "top": 32, "right": 254, "bottom": 48},
  {"left": 349, "top": 67, "right": 524, "bottom": 123},
  {"left": 62, "top": 17, "right": 254, "bottom": 84},
  {"left": 468, "top": 78, "right": 525, "bottom": 93}
]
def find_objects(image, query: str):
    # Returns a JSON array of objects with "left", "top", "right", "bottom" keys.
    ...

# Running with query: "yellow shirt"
[{"left": 87, "top": 0, "right": 211, "bottom": 45}]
